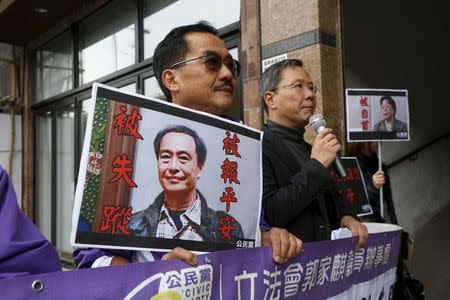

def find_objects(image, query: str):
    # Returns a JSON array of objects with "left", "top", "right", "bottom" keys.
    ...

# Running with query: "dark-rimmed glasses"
[
  {"left": 170, "top": 51, "right": 240, "bottom": 77},
  {"left": 271, "top": 82, "right": 320, "bottom": 95}
]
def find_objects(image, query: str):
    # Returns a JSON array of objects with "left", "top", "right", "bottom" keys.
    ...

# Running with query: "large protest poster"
[
  {"left": 330, "top": 157, "right": 373, "bottom": 217},
  {"left": 71, "top": 83, "right": 262, "bottom": 252},
  {"left": 4, "top": 227, "right": 402, "bottom": 299},
  {"left": 346, "top": 89, "right": 410, "bottom": 141}
]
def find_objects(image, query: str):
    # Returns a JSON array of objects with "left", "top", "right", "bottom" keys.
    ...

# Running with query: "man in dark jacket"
[
  {"left": 127, "top": 125, "right": 243, "bottom": 241},
  {"left": 260, "top": 59, "right": 368, "bottom": 247}
]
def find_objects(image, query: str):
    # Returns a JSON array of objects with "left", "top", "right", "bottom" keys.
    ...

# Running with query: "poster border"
[
  {"left": 71, "top": 83, "right": 263, "bottom": 253},
  {"left": 341, "top": 156, "right": 374, "bottom": 217},
  {"left": 345, "top": 88, "right": 410, "bottom": 142}
]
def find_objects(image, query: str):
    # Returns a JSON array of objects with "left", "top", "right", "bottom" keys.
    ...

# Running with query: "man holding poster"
[{"left": 75, "top": 22, "right": 301, "bottom": 268}]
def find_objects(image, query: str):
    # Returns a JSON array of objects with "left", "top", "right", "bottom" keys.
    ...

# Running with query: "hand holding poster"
[
  {"left": 346, "top": 89, "right": 410, "bottom": 141},
  {"left": 71, "top": 83, "right": 262, "bottom": 253}
]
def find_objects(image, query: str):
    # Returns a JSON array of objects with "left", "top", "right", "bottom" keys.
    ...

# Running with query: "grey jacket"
[{"left": 373, "top": 119, "right": 407, "bottom": 132}]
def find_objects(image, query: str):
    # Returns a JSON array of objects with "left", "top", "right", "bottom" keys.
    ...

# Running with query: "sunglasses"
[{"left": 170, "top": 51, "right": 240, "bottom": 77}]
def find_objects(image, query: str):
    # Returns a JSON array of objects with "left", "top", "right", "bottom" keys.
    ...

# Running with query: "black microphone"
[{"left": 309, "top": 114, "right": 347, "bottom": 178}]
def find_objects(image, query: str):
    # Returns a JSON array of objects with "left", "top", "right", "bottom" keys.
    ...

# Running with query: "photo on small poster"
[
  {"left": 346, "top": 89, "right": 410, "bottom": 142},
  {"left": 329, "top": 157, "right": 373, "bottom": 217},
  {"left": 71, "top": 83, "right": 262, "bottom": 253}
]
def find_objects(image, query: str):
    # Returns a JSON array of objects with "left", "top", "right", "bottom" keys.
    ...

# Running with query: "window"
[
  {"left": 35, "top": 104, "right": 75, "bottom": 256},
  {"left": 144, "top": 76, "right": 165, "bottom": 100},
  {"left": 0, "top": 52, "right": 13, "bottom": 99},
  {"left": 78, "top": 0, "right": 136, "bottom": 84},
  {"left": 34, "top": 31, "right": 73, "bottom": 101},
  {"left": 55, "top": 104, "right": 75, "bottom": 254},
  {"left": 119, "top": 82, "right": 137, "bottom": 93},
  {"left": 79, "top": 98, "right": 92, "bottom": 149},
  {"left": 35, "top": 111, "right": 53, "bottom": 240},
  {"left": 143, "top": 0, "right": 240, "bottom": 58}
]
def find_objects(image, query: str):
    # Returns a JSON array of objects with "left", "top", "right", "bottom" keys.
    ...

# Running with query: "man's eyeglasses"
[
  {"left": 170, "top": 51, "right": 240, "bottom": 77},
  {"left": 271, "top": 82, "right": 320, "bottom": 95}
]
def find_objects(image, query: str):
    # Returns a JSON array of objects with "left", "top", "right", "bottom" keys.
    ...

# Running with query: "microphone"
[{"left": 309, "top": 114, "right": 347, "bottom": 178}]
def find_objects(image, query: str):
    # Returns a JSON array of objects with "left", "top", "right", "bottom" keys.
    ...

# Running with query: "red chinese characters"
[
  {"left": 108, "top": 154, "right": 138, "bottom": 187},
  {"left": 218, "top": 215, "right": 237, "bottom": 240},
  {"left": 361, "top": 120, "right": 369, "bottom": 131},
  {"left": 361, "top": 108, "right": 369, "bottom": 119},
  {"left": 330, "top": 167, "right": 361, "bottom": 205},
  {"left": 345, "top": 188, "right": 355, "bottom": 204},
  {"left": 359, "top": 96, "right": 369, "bottom": 107},
  {"left": 108, "top": 105, "right": 143, "bottom": 188},
  {"left": 329, "top": 168, "right": 361, "bottom": 182},
  {"left": 113, "top": 105, "right": 143, "bottom": 139},
  {"left": 220, "top": 158, "right": 240, "bottom": 184},
  {"left": 359, "top": 96, "right": 370, "bottom": 131},
  {"left": 218, "top": 131, "right": 242, "bottom": 241},
  {"left": 220, "top": 187, "right": 237, "bottom": 212},
  {"left": 100, "top": 205, "right": 132, "bottom": 234},
  {"left": 346, "top": 167, "right": 361, "bottom": 181},
  {"left": 222, "top": 131, "right": 241, "bottom": 157}
]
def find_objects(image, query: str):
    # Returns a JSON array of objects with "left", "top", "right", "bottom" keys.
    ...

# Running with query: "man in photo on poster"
[{"left": 127, "top": 124, "right": 243, "bottom": 241}]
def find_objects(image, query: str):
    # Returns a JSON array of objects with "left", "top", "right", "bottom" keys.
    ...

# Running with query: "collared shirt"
[{"left": 155, "top": 195, "right": 204, "bottom": 241}]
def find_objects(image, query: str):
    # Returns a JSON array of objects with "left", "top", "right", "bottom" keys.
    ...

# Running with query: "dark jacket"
[
  {"left": 357, "top": 155, "right": 398, "bottom": 224},
  {"left": 262, "top": 125, "right": 353, "bottom": 242},
  {"left": 373, "top": 119, "right": 407, "bottom": 132},
  {"left": 127, "top": 190, "right": 243, "bottom": 242}
]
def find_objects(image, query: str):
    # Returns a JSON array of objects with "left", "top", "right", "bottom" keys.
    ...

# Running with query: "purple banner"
[{"left": 1, "top": 230, "right": 401, "bottom": 299}]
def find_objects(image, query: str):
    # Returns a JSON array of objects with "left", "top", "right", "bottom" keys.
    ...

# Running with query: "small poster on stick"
[{"left": 346, "top": 89, "right": 410, "bottom": 142}]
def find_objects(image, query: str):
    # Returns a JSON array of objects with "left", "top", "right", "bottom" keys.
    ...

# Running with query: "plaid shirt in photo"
[{"left": 155, "top": 195, "right": 204, "bottom": 241}]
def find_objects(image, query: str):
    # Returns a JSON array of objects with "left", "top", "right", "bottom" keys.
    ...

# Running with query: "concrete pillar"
[
  {"left": 259, "top": 0, "right": 344, "bottom": 143},
  {"left": 22, "top": 49, "right": 34, "bottom": 218},
  {"left": 241, "top": 0, "right": 263, "bottom": 129}
]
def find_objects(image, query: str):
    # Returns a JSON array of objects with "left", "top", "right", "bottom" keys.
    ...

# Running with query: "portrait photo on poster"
[
  {"left": 71, "top": 83, "right": 262, "bottom": 253},
  {"left": 345, "top": 89, "right": 410, "bottom": 142}
]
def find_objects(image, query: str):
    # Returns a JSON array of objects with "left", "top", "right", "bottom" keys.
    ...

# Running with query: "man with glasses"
[
  {"left": 260, "top": 59, "right": 368, "bottom": 247},
  {"left": 74, "top": 22, "right": 302, "bottom": 269},
  {"left": 155, "top": 22, "right": 302, "bottom": 264},
  {"left": 153, "top": 23, "right": 239, "bottom": 117}
]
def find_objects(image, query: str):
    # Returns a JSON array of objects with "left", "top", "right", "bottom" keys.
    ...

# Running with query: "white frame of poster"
[
  {"left": 346, "top": 88, "right": 410, "bottom": 142},
  {"left": 71, "top": 83, "right": 262, "bottom": 253},
  {"left": 340, "top": 157, "right": 373, "bottom": 217}
]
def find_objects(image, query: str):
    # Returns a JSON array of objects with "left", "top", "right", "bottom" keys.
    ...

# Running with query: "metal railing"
[{"left": 386, "top": 131, "right": 450, "bottom": 169}]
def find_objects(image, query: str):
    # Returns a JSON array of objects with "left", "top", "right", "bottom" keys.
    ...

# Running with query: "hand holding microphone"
[{"left": 309, "top": 114, "right": 347, "bottom": 178}]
